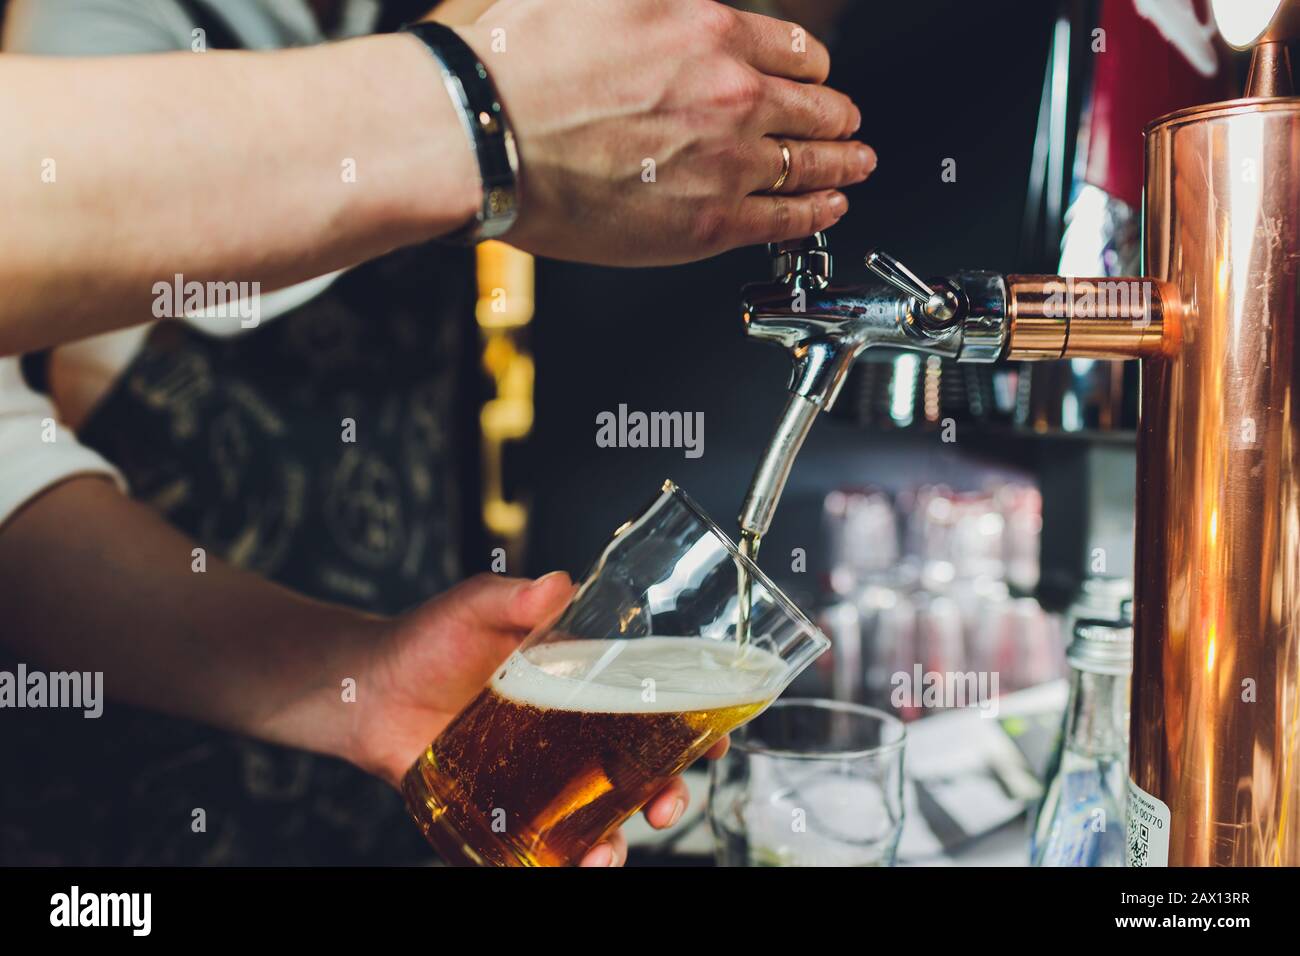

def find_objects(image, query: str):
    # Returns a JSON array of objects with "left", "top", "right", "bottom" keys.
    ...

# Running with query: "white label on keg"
[{"left": 1126, "top": 779, "right": 1170, "bottom": 867}]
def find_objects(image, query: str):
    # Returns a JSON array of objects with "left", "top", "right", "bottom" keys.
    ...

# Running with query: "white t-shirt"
[{"left": 0, "top": 0, "right": 380, "bottom": 528}]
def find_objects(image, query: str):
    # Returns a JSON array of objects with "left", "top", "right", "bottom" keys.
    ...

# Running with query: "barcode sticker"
[{"left": 1126, "top": 779, "right": 1170, "bottom": 867}]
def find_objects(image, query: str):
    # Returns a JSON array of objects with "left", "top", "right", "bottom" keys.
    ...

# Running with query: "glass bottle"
[{"left": 1029, "top": 618, "right": 1131, "bottom": 866}]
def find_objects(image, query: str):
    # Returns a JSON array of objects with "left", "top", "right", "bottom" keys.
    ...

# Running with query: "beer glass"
[
  {"left": 402, "top": 480, "right": 830, "bottom": 866},
  {"left": 707, "top": 700, "right": 906, "bottom": 866}
]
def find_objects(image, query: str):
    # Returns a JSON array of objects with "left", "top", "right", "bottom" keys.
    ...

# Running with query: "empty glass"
[{"left": 707, "top": 700, "right": 906, "bottom": 866}]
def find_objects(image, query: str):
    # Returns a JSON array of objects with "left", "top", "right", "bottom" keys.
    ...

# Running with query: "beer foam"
[{"left": 492, "top": 637, "right": 787, "bottom": 714}]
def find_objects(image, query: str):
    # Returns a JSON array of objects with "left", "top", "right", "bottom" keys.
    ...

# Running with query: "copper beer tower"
[{"left": 1130, "top": 1, "right": 1300, "bottom": 865}]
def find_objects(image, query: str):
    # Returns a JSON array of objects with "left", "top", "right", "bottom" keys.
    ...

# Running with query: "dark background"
[{"left": 524, "top": 0, "right": 1054, "bottom": 588}]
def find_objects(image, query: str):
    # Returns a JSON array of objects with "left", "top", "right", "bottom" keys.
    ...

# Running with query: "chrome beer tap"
[
  {"left": 735, "top": 231, "right": 1175, "bottom": 547},
  {"left": 737, "top": 233, "right": 1013, "bottom": 545}
]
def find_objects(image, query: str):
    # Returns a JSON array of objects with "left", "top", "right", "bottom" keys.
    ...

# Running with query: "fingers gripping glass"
[{"left": 402, "top": 480, "right": 830, "bottom": 866}]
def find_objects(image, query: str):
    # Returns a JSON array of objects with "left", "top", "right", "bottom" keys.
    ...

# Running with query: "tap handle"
[
  {"left": 864, "top": 249, "right": 934, "bottom": 299},
  {"left": 768, "top": 232, "right": 832, "bottom": 283},
  {"left": 767, "top": 232, "right": 828, "bottom": 257},
  {"left": 865, "top": 249, "right": 959, "bottom": 326}
]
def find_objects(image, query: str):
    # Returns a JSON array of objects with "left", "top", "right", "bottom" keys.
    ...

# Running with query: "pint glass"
[{"left": 402, "top": 480, "right": 830, "bottom": 866}]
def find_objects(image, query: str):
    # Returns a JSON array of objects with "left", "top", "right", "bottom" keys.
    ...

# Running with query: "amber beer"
[{"left": 402, "top": 636, "right": 784, "bottom": 866}]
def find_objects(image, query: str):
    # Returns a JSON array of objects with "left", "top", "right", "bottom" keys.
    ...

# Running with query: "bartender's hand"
[
  {"left": 442, "top": 0, "right": 874, "bottom": 265},
  {"left": 350, "top": 571, "right": 727, "bottom": 867}
]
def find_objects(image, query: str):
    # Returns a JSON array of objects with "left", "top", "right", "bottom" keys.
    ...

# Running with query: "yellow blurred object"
[{"left": 475, "top": 240, "right": 535, "bottom": 564}]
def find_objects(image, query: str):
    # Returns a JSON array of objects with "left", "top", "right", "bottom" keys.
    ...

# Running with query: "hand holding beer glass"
[{"left": 402, "top": 481, "right": 830, "bottom": 866}]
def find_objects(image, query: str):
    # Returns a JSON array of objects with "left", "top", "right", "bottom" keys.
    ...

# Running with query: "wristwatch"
[{"left": 402, "top": 20, "right": 520, "bottom": 244}]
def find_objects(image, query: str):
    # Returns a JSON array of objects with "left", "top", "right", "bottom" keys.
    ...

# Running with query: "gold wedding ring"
[{"left": 767, "top": 141, "right": 792, "bottom": 192}]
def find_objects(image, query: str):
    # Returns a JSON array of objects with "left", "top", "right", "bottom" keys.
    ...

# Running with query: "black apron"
[
  {"left": 1, "top": 2, "right": 481, "bottom": 864},
  {"left": 80, "top": 247, "right": 471, "bottom": 614}
]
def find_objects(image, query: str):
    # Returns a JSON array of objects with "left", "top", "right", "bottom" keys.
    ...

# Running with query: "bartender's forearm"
[
  {"left": 0, "top": 34, "right": 478, "bottom": 356},
  {"left": 0, "top": 476, "right": 381, "bottom": 758}
]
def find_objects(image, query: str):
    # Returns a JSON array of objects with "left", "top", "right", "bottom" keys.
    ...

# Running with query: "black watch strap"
[{"left": 402, "top": 21, "right": 520, "bottom": 244}]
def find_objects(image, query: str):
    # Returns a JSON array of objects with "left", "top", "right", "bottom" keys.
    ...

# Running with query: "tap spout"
[{"left": 737, "top": 392, "right": 820, "bottom": 540}]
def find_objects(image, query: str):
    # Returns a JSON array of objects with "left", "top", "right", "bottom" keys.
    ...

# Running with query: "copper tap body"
[{"left": 1125, "top": 97, "right": 1300, "bottom": 866}]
